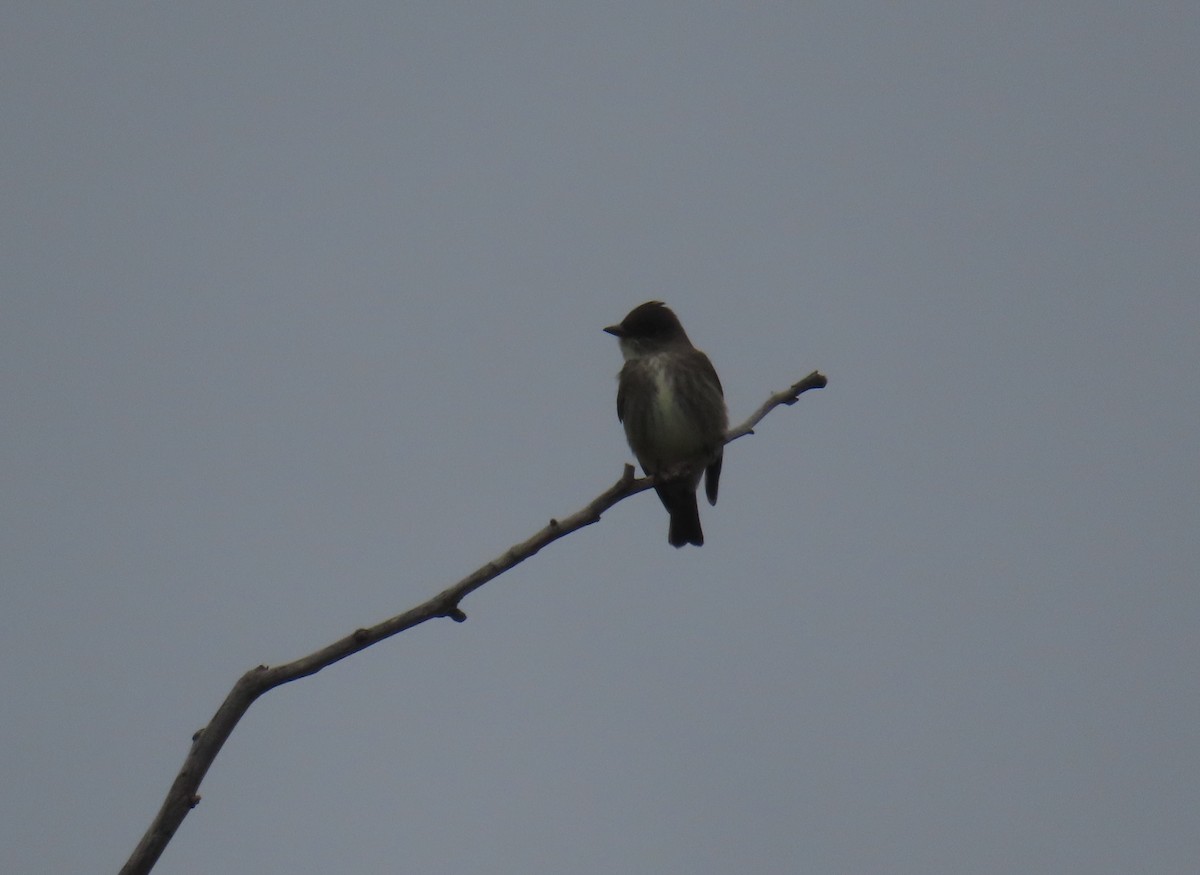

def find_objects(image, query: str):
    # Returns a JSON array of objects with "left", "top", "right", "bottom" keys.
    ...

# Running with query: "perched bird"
[{"left": 604, "top": 302, "right": 728, "bottom": 547}]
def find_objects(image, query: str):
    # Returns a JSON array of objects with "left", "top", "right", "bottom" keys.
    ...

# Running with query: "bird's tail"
[{"left": 656, "top": 481, "right": 704, "bottom": 547}]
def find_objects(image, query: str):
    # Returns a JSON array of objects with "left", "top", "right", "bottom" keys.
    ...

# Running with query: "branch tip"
[{"left": 445, "top": 607, "right": 468, "bottom": 623}]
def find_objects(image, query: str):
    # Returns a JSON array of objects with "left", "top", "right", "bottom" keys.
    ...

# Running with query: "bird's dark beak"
[{"left": 603, "top": 324, "right": 624, "bottom": 337}]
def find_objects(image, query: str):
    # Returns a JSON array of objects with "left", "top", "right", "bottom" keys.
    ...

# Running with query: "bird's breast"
[{"left": 637, "top": 356, "right": 710, "bottom": 462}]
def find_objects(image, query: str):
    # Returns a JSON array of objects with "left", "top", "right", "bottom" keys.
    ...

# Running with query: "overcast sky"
[{"left": 3, "top": 4, "right": 1197, "bottom": 874}]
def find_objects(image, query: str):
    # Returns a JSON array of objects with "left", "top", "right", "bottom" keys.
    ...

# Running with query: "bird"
[{"left": 604, "top": 302, "right": 728, "bottom": 547}]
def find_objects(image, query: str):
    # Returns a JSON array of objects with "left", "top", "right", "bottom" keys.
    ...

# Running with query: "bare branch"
[
  {"left": 118, "top": 370, "right": 826, "bottom": 875},
  {"left": 724, "top": 370, "right": 828, "bottom": 443}
]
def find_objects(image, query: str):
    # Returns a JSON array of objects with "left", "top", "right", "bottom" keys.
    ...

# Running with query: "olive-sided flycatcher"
[{"left": 604, "top": 302, "right": 728, "bottom": 547}]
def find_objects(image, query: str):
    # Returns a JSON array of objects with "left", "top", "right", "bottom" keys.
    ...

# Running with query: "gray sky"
[{"left": 3, "top": 4, "right": 1197, "bottom": 873}]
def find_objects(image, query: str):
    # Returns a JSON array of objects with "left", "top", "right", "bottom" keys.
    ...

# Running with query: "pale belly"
[
  {"left": 630, "top": 357, "right": 713, "bottom": 466},
  {"left": 650, "top": 378, "right": 707, "bottom": 457}
]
